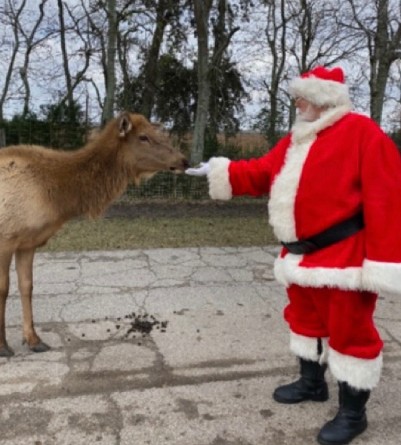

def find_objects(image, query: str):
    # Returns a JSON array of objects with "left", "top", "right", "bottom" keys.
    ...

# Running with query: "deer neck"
[{"left": 61, "top": 141, "right": 131, "bottom": 219}]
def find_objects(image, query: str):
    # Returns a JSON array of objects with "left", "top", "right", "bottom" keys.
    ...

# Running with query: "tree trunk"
[
  {"left": 369, "top": 0, "right": 392, "bottom": 125},
  {"left": 208, "top": 0, "right": 240, "bottom": 139},
  {"left": 266, "top": 0, "right": 287, "bottom": 146},
  {"left": 191, "top": 0, "right": 213, "bottom": 165},
  {"left": 141, "top": 0, "right": 170, "bottom": 119},
  {"left": 57, "top": 0, "right": 74, "bottom": 114},
  {"left": 20, "top": 0, "right": 47, "bottom": 117},
  {"left": 370, "top": 59, "right": 392, "bottom": 125},
  {"left": 102, "top": 0, "right": 117, "bottom": 125}
]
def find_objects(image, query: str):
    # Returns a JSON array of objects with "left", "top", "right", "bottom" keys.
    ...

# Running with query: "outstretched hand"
[{"left": 185, "top": 162, "right": 210, "bottom": 177}]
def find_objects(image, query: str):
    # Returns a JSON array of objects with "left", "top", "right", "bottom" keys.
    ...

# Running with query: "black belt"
[{"left": 281, "top": 212, "right": 364, "bottom": 255}]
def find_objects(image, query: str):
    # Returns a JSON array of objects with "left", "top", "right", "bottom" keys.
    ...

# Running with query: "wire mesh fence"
[
  {"left": 126, "top": 173, "right": 210, "bottom": 200},
  {"left": 0, "top": 119, "right": 271, "bottom": 201},
  {"left": 0, "top": 120, "right": 214, "bottom": 200}
]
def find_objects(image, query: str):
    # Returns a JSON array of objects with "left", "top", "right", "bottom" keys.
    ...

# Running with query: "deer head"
[{"left": 116, "top": 112, "right": 189, "bottom": 184}]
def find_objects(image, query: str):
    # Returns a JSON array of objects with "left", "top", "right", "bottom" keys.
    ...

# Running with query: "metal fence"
[
  {"left": 0, "top": 120, "right": 269, "bottom": 201},
  {"left": 0, "top": 122, "right": 213, "bottom": 200},
  {"left": 0, "top": 129, "right": 5, "bottom": 148},
  {"left": 126, "top": 173, "right": 210, "bottom": 200}
]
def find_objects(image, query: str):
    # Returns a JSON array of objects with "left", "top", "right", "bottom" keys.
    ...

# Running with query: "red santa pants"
[{"left": 284, "top": 284, "right": 383, "bottom": 360}]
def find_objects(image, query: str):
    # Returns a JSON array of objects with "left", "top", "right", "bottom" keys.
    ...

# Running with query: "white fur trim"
[
  {"left": 268, "top": 138, "right": 314, "bottom": 241},
  {"left": 274, "top": 254, "right": 302, "bottom": 287},
  {"left": 268, "top": 106, "right": 351, "bottom": 243},
  {"left": 289, "top": 76, "right": 351, "bottom": 107},
  {"left": 207, "top": 157, "right": 232, "bottom": 200},
  {"left": 274, "top": 256, "right": 363, "bottom": 290},
  {"left": 290, "top": 331, "right": 328, "bottom": 363},
  {"left": 291, "top": 105, "right": 352, "bottom": 144},
  {"left": 328, "top": 347, "right": 382, "bottom": 390},
  {"left": 362, "top": 259, "right": 401, "bottom": 295}
]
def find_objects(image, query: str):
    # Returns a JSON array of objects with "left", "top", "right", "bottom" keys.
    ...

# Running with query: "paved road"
[{"left": 1, "top": 247, "right": 400, "bottom": 445}]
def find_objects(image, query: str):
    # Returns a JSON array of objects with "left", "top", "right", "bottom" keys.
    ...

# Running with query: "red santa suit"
[{"left": 204, "top": 68, "right": 401, "bottom": 391}]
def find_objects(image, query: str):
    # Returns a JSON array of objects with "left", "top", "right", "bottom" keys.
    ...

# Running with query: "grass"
[{"left": 41, "top": 215, "right": 279, "bottom": 252}]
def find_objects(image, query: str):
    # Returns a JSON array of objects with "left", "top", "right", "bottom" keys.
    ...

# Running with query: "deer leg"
[
  {"left": 15, "top": 248, "right": 50, "bottom": 353},
  {"left": 0, "top": 250, "right": 14, "bottom": 357}
]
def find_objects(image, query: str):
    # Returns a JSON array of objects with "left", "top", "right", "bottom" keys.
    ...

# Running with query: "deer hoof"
[
  {"left": 29, "top": 341, "right": 51, "bottom": 353},
  {"left": 0, "top": 344, "right": 15, "bottom": 357}
]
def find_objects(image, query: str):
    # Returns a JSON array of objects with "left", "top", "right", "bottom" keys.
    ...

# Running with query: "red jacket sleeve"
[
  {"left": 360, "top": 119, "right": 401, "bottom": 294},
  {"left": 203, "top": 135, "right": 290, "bottom": 200},
  {"left": 229, "top": 135, "right": 291, "bottom": 197}
]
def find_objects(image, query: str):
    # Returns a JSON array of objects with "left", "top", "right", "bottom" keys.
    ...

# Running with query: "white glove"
[{"left": 185, "top": 162, "right": 210, "bottom": 177}]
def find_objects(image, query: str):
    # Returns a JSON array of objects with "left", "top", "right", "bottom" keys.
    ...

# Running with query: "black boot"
[
  {"left": 317, "top": 381, "right": 370, "bottom": 445},
  {"left": 273, "top": 358, "right": 329, "bottom": 404}
]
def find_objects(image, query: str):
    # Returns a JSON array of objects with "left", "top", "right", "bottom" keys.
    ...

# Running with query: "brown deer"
[{"left": 0, "top": 112, "right": 188, "bottom": 357}]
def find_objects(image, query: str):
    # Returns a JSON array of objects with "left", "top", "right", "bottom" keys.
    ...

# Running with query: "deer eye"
[{"left": 139, "top": 134, "right": 149, "bottom": 142}]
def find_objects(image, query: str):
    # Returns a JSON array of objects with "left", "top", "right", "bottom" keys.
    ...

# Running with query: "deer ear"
[{"left": 118, "top": 112, "right": 133, "bottom": 138}]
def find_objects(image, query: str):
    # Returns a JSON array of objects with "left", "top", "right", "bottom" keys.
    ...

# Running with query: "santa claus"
[{"left": 186, "top": 66, "right": 401, "bottom": 445}]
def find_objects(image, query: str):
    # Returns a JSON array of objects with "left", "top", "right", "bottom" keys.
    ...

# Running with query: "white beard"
[{"left": 295, "top": 104, "right": 321, "bottom": 123}]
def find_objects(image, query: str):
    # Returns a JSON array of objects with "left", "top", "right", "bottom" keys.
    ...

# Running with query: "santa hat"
[{"left": 289, "top": 66, "right": 350, "bottom": 107}]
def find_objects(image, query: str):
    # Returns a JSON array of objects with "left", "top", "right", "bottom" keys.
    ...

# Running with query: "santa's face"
[{"left": 294, "top": 97, "right": 323, "bottom": 122}]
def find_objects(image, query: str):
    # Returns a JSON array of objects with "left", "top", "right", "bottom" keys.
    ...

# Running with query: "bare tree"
[
  {"left": 57, "top": 0, "right": 73, "bottom": 112},
  {"left": 262, "top": 0, "right": 290, "bottom": 143},
  {"left": 78, "top": 0, "right": 109, "bottom": 117},
  {"left": 116, "top": 12, "right": 135, "bottom": 112},
  {"left": 54, "top": 1, "right": 93, "bottom": 118},
  {"left": 191, "top": 0, "right": 240, "bottom": 164},
  {"left": 256, "top": 0, "right": 364, "bottom": 131},
  {"left": 115, "top": 1, "right": 155, "bottom": 111},
  {"left": 140, "top": 0, "right": 173, "bottom": 118},
  {"left": 81, "top": 0, "right": 143, "bottom": 123},
  {"left": 345, "top": 0, "right": 401, "bottom": 124},
  {"left": 18, "top": 0, "right": 52, "bottom": 117},
  {"left": 286, "top": 0, "right": 338, "bottom": 125},
  {"left": 115, "top": 0, "right": 188, "bottom": 117},
  {"left": 287, "top": 0, "right": 364, "bottom": 73},
  {"left": 78, "top": 0, "right": 144, "bottom": 120},
  {"left": 0, "top": 0, "right": 25, "bottom": 121},
  {"left": 208, "top": 0, "right": 241, "bottom": 139},
  {"left": 102, "top": 0, "right": 117, "bottom": 124},
  {"left": 191, "top": 0, "right": 213, "bottom": 164}
]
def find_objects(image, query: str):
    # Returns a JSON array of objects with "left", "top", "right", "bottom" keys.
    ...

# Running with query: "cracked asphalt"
[{"left": 1, "top": 246, "right": 400, "bottom": 445}]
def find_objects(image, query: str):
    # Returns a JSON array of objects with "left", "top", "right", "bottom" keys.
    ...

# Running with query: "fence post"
[{"left": 0, "top": 128, "right": 5, "bottom": 148}]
